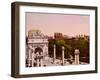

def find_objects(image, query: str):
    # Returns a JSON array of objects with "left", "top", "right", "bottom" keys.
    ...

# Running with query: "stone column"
[
  {"left": 36, "top": 52, "right": 39, "bottom": 67},
  {"left": 53, "top": 45, "right": 56, "bottom": 64},
  {"left": 28, "top": 47, "right": 31, "bottom": 67},
  {"left": 32, "top": 49, "right": 34, "bottom": 67},
  {"left": 40, "top": 59, "right": 43, "bottom": 67},
  {"left": 62, "top": 46, "right": 65, "bottom": 65},
  {"left": 74, "top": 49, "right": 80, "bottom": 64},
  {"left": 40, "top": 52, "right": 43, "bottom": 66}
]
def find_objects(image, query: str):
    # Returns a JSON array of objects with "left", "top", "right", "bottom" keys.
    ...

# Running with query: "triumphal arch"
[{"left": 26, "top": 30, "right": 48, "bottom": 67}]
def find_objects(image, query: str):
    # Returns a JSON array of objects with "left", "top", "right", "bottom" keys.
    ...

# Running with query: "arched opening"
[
  {"left": 34, "top": 47, "right": 43, "bottom": 67},
  {"left": 35, "top": 47, "right": 43, "bottom": 54}
]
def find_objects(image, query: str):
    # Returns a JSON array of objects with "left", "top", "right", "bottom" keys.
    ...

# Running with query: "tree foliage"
[{"left": 48, "top": 36, "right": 89, "bottom": 63}]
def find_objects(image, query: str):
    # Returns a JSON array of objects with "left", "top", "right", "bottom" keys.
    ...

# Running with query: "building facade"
[
  {"left": 54, "top": 32, "right": 63, "bottom": 39},
  {"left": 26, "top": 30, "right": 49, "bottom": 67}
]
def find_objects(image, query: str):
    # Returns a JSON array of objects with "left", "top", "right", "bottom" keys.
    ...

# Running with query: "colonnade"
[
  {"left": 53, "top": 45, "right": 80, "bottom": 65},
  {"left": 26, "top": 45, "right": 80, "bottom": 67}
]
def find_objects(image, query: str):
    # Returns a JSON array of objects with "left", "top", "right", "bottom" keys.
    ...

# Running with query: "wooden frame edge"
[{"left": 11, "top": 2, "right": 98, "bottom": 78}]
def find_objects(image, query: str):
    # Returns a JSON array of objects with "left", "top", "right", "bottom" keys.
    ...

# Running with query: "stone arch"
[
  {"left": 35, "top": 47, "right": 43, "bottom": 54},
  {"left": 26, "top": 30, "right": 48, "bottom": 67}
]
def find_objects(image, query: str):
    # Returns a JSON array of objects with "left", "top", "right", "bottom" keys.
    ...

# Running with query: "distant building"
[
  {"left": 48, "top": 36, "right": 54, "bottom": 40},
  {"left": 76, "top": 34, "right": 89, "bottom": 41},
  {"left": 54, "top": 32, "right": 63, "bottom": 39}
]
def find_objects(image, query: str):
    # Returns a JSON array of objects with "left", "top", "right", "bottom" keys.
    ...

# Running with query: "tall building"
[{"left": 54, "top": 32, "right": 63, "bottom": 39}]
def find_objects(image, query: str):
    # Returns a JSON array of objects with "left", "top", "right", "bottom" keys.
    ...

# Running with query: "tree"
[
  {"left": 55, "top": 40, "right": 72, "bottom": 58},
  {"left": 71, "top": 37, "right": 89, "bottom": 63},
  {"left": 48, "top": 35, "right": 89, "bottom": 63}
]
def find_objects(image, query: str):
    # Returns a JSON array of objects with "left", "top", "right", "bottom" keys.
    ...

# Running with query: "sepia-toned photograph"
[
  {"left": 11, "top": 2, "right": 97, "bottom": 77},
  {"left": 25, "top": 13, "right": 90, "bottom": 67}
]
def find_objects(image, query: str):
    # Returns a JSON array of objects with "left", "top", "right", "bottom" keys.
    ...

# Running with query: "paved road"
[{"left": 43, "top": 57, "right": 88, "bottom": 67}]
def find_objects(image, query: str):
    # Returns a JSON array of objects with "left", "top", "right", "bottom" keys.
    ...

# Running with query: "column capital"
[
  {"left": 74, "top": 49, "right": 80, "bottom": 55},
  {"left": 54, "top": 44, "right": 56, "bottom": 48},
  {"left": 62, "top": 46, "right": 64, "bottom": 50}
]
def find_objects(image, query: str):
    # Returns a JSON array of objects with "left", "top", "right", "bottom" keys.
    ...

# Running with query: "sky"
[{"left": 26, "top": 12, "right": 89, "bottom": 37}]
